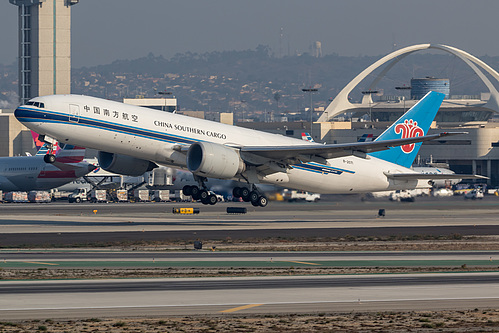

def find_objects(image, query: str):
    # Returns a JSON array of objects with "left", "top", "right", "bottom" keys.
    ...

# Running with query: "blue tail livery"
[{"left": 369, "top": 91, "right": 445, "bottom": 168}]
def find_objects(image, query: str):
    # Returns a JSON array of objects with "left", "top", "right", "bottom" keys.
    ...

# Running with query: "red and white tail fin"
[
  {"left": 54, "top": 144, "right": 86, "bottom": 163},
  {"left": 32, "top": 131, "right": 60, "bottom": 156},
  {"left": 301, "top": 132, "right": 314, "bottom": 143}
]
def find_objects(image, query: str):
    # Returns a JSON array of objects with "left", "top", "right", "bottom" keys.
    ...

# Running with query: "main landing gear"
[
  {"left": 182, "top": 185, "right": 218, "bottom": 205},
  {"left": 232, "top": 186, "right": 268, "bottom": 207},
  {"left": 182, "top": 184, "right": 268, "bottom": 207}
]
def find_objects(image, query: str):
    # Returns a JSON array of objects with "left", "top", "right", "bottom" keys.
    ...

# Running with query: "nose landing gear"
[{"left": 43, "top": 153, "right": 56, "bottom": 164}]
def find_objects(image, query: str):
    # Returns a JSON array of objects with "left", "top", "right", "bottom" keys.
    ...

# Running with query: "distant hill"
[{"left": 2, "top": 47, "right": 499, "bottom": 114}]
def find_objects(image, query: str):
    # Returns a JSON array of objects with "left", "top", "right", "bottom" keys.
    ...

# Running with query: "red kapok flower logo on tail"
[{"left": 395, "top": 119, "right": 424, "bottom": 153}]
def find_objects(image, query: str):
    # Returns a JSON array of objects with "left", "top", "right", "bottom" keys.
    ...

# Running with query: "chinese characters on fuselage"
[{"left": 83, "top": 105, "right": 139, "bottom": 122}]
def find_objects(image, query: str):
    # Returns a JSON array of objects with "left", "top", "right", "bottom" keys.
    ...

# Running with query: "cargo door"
[{"left": 69, "top": 104, "right": 80, "bottom": 122}]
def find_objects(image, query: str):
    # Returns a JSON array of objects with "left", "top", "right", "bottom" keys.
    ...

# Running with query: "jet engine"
[
  {"left": 97, "top": 151, "right": 157, "bottom": 176},
  {"left": 186, "top": 142, "right": 245, "bottom": 179}
]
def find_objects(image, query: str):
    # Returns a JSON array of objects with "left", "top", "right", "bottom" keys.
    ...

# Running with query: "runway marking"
[
  {"left": 220, "top": 303, "right": 263, "bottom": 313},
  {"left": 282, "top": 260, "right": 321, "bottom": 266},
  {"left": 22, "top": 261, "right": 59, "bottom": 266},
  {"left": 2, "top": 297, "right": 499, "bottom": 312}
]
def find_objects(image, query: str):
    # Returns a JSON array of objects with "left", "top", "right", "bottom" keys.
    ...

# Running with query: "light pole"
[
  {"left": 395, "top": 85, "right": 411, "bottom": 112},
  {"left": 302, "top": 87, "right": 318, "bottom": 139}
]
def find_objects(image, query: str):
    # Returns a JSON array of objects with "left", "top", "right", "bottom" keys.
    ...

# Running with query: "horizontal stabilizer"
[{"left": 384, "top": 172, "right": 487, "bottom": 180}]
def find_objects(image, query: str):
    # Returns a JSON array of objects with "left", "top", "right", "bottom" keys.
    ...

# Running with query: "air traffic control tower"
[{"left": 9, "top": 0, "right": 79, "bottom": 104}]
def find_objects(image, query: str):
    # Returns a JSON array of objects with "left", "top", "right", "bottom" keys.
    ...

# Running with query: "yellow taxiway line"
[
  {"left": 282, "top": 260, "right": 321, "bottom": 266},
  {"left": 22, "top": 261, "right": 59, "bottom": 266},
  {"left": 220, "top": 304, "right": 263, "bottom": 313}
]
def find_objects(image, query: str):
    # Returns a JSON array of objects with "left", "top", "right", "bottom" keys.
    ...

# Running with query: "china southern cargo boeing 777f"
[{"left": 14, "top": 91, "right": 477, "bottom": 207}]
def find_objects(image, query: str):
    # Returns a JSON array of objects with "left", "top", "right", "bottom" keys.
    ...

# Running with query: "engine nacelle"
[
  {"left": 186, "top": 142, "right": 245, "bottom": 179},
  {"left": 97, "top": 151, "right": 157, "bottom": 176}
]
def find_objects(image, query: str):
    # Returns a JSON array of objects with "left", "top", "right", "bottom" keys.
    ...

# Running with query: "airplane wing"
[
  {"left": 384, "top": 173, "right": 487, "bottom": 180},
  {"left": 51, "top": 161, "right": 84, "bottom": 171},
  {"left": 239, "top": 132, "right": 465, "bottom": 163}
]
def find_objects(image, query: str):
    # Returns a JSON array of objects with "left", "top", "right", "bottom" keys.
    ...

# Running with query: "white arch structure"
[{"left": 318, "top": 44, "right": 499, "bottom": 122}]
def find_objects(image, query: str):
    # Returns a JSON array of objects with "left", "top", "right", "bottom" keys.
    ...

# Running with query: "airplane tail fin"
[
  {"left": 54, "top": 144, "right": 86, "bottom": 163},
  {"left": 301, "top": 132, "right": 314, "bottom": 143},
  {"left": 31, "top": 131, "right": 85, "bottom": 162},
  {"left": 369, "top": 91, "right": 445, "bottom": 168},
  {"left": 32, "top": 131, "right": 60, "bottom": 156},
  {"left": 358, "top": 134, "right": 374, "bottom": 142}
]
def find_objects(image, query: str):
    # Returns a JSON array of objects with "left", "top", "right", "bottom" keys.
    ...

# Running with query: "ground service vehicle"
[{"left": 283, "top": 189, "right": 321, "bottom": 202}]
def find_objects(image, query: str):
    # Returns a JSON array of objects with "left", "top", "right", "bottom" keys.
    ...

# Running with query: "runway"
[
  {"left": 1, "top": 250, "right": 499, "bottom": 269},
  {"left": 1, "top": 196, "right": 498, "bottom": 319},
  {"left": 1, "top": 196, "right": 499, "bottom": 246},
  {"left": 1, "top": 273, "right": 498, "bottom": 319}
]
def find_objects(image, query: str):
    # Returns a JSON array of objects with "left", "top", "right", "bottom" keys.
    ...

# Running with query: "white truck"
[
  {"left": 68, "top": 188, "right": 87, "bottom": 203},
  {"left": 69, "top": 188, "right": 107, "bottom": 203},
  {"left": 283, "top": 189, "right": 321, "bottom": 202}
]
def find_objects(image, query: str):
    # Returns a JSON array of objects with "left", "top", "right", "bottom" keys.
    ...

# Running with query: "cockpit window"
[{"left": 25, "top": 101, "right": 45, "bottom": 108}]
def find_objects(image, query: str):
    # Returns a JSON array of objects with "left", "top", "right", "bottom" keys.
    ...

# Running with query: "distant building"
[
  {"left": 179, "top": 111, "right": 205, "bottom": 120},
  {"left": 123, "top": 97, "right": 177, "bottom": 112},
  {"left": 411, "top": 77, "right": 450, "bottom": 99},
  {"left": 10, "top": 0, "right": 79, "bottom": 104},
  {"left": 220, "top": 113, "right": 233, "bottom": 125},
  {"left": 0, "top": 112, "right": 34, "bottom": 157}
]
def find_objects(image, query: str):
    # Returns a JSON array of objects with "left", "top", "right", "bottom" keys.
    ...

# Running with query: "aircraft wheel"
[
  {"left": 208, "top": 194, "right": 218, "bottom": 205},
  {"left": 44, "top": 154, "right": 56, "bottom": 164},
  {"left": 251, "top": 199, "right": 260, "bottom": 207},
  {"left": 232, "top": 187, "right": 242, "bottom": 198},
  {"left": 182, "top": 185, "right": 193, "bottom": 196},
  {"left": 199, "top": 190, "right": 209, "bottom": 201},
  {"left": 241, "top": 188, "right": 251, "bottom": 202},
  {"left": 191, "top": 186, "right": 201, "bottom": 200},
  {"left": 258, "top": 196, "right": 268, "bottom": 207},
  {"left": 201, "top": 196, "right": 210, "bottom": 205},
  {"left": 249, "top": 191, "right": 259, "bottom": 203}
]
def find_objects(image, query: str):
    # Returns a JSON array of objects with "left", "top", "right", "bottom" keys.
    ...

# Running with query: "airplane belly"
[
  {"left": 35, "top": 178, "right": 76, "bottom": 190},
  {"left": 0, "top": 175, "right": 21, "bottom": 191},
  {"left": 282, "top": 159, "right": 392, "bottom": 194}
]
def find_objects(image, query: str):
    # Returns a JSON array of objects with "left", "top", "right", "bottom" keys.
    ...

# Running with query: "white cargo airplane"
[{"left": 15, "top": 91, "right": 476, "bottom": 207}]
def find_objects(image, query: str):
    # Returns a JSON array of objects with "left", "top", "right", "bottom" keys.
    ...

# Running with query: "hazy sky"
[{"left": 1, "top": 0, "right": 499, "bottom": 67}]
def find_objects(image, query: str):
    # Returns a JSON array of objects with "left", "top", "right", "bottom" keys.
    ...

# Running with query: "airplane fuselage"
[
  {"left": 0, "top": 155, "right": 93, "bottom": 191},
  {"left": 15, "top": 95, "right": 421, "bottom": 194}
]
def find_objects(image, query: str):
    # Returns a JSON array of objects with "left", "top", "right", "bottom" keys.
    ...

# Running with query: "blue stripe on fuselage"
[
  {"left": 15, "top": 107, "right": 196, "bottom": 145},
  {"left": 15, "top": 107, "right": 355, "bottom": 176},
  {"left": 293, "top": 162, "right": 355, "bottom": 175}
]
